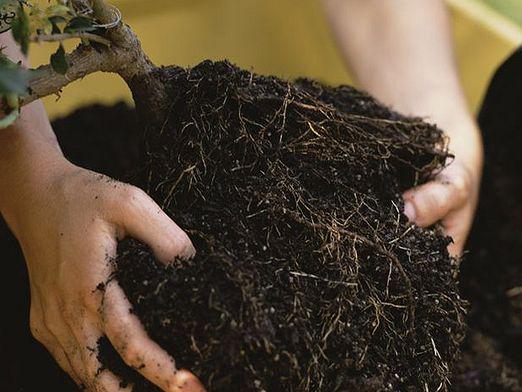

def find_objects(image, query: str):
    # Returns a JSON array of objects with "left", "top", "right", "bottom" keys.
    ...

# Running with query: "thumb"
[
  {"left": 111, "top": 186, "right": 196, "bottom": 263},
  {"left": 402, "top": 180, "right": 466, "bottom": 227}
]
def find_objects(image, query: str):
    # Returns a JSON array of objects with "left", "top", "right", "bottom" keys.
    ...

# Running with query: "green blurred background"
[{"left": 482, "top": 0, "right": 522, "bottom": 25}]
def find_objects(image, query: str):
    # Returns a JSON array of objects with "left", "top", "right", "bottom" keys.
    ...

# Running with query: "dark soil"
[
  {"left": 105, "top": 61, "right": 465, "bottom": 391},
  {"left": 0, "top": 60, "right": 520, "bottom": 391}
]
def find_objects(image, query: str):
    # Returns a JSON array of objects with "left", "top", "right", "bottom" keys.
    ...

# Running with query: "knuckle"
[
  {"left": 119, "top": 339, "right": 143, "bottom": 367},
  {"left": 101, "top": 183, "right": 146, "bottom": 211},
  {"left": 167, "top": 233, "right": 194, "bottom": 259},
  {"left": 417, "top": 189, "right": 441, "bottom": 213},
  {"left": 81, "top": 289, "right": 102, "bottom": 313},
  {"left": 42, "top": 312, "right": 60, "bottom": 333},
  {"left": 120, "top": 185, "right": 149, "bottom": 207},
  {"left": 61, "top": 302, "right": 87, "bottom": 327},
  {"left": 103, "top": 313, "right": 129, "bottom": 343},
  {"left": 176, "top": 233, "right": 193, "bottom": 252},
  {"left": 450, "top": 174, "right": 470, "bottom": 197},
  {"left": 428, "top": 188, "right": 446, "bottom": 207},
  {"left": 29, "top": 318, "right": 45, "bottom": 343},
  {"left": 172, "top": 370, "right": 203, "bottom": 391},
  {"left": 61, "top": 305, "right": 76, "bottom": 322}
]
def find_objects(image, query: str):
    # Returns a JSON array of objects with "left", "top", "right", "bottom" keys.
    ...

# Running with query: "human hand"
[
  {"left": 4, "top": 160, "right": 205, "bottom": 391},
  {"left": 403, "top": 122, "right": 483, "bottom": 256}
]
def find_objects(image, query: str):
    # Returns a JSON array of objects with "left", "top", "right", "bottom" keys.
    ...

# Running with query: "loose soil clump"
[
  {"left": 99, "top": 61, "right": 466, "bottom": 391},
  {"left": 15, "top": 59, "right": 522, "bottom": 392}
]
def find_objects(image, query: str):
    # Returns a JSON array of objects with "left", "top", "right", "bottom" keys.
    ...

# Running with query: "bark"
[
  {"left": 23, "top": 0, "right": 169, "bottom": 119},
  {"left": 23, "top": 44, "right": 126, "bottom": 106}
]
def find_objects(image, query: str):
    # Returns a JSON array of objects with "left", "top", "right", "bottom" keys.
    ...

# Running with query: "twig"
[
  {"left": 22, "top": 44, "right": 127, "bottom": 106},
  {"left": 33, "top": 32, "right": 111, "bottom": 46}
]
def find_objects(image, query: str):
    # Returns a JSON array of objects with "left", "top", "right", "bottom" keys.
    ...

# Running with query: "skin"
[
  {"left": 0, "top": 1, "right": 482, "bottom": 390},
  {"left": 322, "top": 0, "right": 484, "bottom": 256},
  {"left": 0, "top": 35, "right": 205, "bottom": 391}
]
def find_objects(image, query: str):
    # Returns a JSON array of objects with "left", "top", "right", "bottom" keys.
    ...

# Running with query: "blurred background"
[
  {"left": 28, "top": 0, "right": 522, "bottom": 119},
  {"left": 482, "top": 0, "right": 522, "bottom": 25}
]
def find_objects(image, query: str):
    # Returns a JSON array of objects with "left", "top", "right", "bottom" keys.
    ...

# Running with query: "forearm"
[
  {"left": 0, "top": 33, "right": 65, "bottom": 223},
  {"left": 322, "top": 0, "right": 482, "bottom": 163}
]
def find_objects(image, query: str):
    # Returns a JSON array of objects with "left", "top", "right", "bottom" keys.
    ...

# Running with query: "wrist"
[
  {"left": 436, "top": 112, "right": 483, "bottom": 172},
  {"left": 0, "top": 154, "right": 72, "bottom": 225},
  {"left": 0, "top": 100, "right": 66, "bottom": 214}
]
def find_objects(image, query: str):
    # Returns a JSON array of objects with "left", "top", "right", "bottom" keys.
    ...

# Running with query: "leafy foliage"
[
  {"left": 64, "top": 16, "right": 96, "bottom": 33},
  {"left": 50, "top": 43, "right": 68, "bottom": 74},
  {"left": 0, "top": 0, "right": 14, "bottom": 8},
  {"left": 0, "top": 53, "right": 31, "bottom": 95},
  {"left": 11, "top": 3, "right": 29, "bottom": 55},
  {"left": 0, "top": 0, "right": 112, "bottom": 125}
]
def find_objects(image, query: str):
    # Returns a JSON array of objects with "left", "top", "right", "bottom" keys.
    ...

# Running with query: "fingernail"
[{"left": 403, "top": 201, "right": 416, "bottom": 222}]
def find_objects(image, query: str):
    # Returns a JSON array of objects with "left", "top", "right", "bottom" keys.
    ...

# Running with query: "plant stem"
[
  {"left": 22, "top": 0, "right": 166, "bottom": 107},
  {"left": 32, "top": 32, "right": 111, "bottom": 46},
  {"left": 22, "top": 44, "right": 126, "bottom": 106}
]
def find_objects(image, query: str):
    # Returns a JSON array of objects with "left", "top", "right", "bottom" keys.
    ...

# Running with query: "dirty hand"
[
  {"left": 3, "top": 160, "right": 205, "bottom": 391},
  {"left": 402, "top": 121, "right": 483, "bottom": 256}
]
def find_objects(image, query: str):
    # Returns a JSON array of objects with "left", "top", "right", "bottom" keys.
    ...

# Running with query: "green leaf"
[
  {"left": 0, "top": 108, "right": 20, "bottom": 129},
  {"left": 49, "top": 15, "right": 66, "bottom": 25},
  {"left": 0, "top": 0, "right": 17, "bottom": 10},
  {"left": 51, "top": 22, "right": 61, "bottom": 35},
  {"left": 0, "top": 58, "right": 30, "bottom": 95},
  {"left": 49, "top": 16, "right": 64, "bottom": 35},
  {"left": 0, "top": 67, "right": 29, "bottom": 94},
  {"left": 11, "top": 4, "right": 29, "bottom": 56},
  {"left": 45, "top": 4, "right": 71, "bottom": 18},
  {"left": 50, "top": 44, "right": 69, "bottom": 75},
  {"left": 64, "top": 16, "right": 96, "bottom": 33}
]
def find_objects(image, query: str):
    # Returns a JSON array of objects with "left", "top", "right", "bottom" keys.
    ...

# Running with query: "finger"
[
  {"left": 447, "top": 238, "right": 462, "bottom": 257},
  {"left": 169, "top": 370, "right": 207, "bottom": 392},
  {"left": 402, "top": 179, "right": 466, "bottom": 228},
  {"left": 67, "top": 317, "right": 127, "bottom": 392},
  {"left": 49, "top": 344, "right": 85, "bottom": 388},
  {"left": 111, "top": 186, "right": 195, "bottom": 263},
  {"left": 32, "top": 324, "right": 83, "bottom": 386},
  {"left": 96, "top": 371, "right": 133, "bottom": 392},
  {"left": 30, "top": 297, "right": 83, "bottom": 387},
  {"left": 102, "top": 280, "right": 205, "bottom": 392},
  {"left": 442, "top": 206, "right": 475, "bottom": 257},
  {"left": 45, "top": 305, "right": 90, "bottom": 387}
]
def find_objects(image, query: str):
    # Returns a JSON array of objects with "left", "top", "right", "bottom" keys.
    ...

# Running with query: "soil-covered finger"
[
  {"left": 110, "top": 186, "right": 195, "bottom": 263},
  {"left": 101, "top": 280, "right": 198, "bottom": 391},
  {"left": 33, "top": 324, "right": 83, "bottom": 387}
]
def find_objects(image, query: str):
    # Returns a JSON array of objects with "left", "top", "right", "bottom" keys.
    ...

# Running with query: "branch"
[
  {"left": 18, "top": 0, "right": 168, "bottom": 122},
  {"left": 33, "top": 32, "right": 111, "bottom": 46},
  {"left": 91, "top": 0, "right": 124, "bottom": 36},
  {"left": 22, "top": 44, "right": 127, "bottom": 106},
  {"left": 21, "top": 0, "right": 158, "bottom": 105},
  {"left": 87, "top": 0, "right": 156, "bottom": 79}
]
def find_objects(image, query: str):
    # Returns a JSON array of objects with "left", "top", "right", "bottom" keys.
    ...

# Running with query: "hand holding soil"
[
  {"left": 322, "top": 0, "right": 484, "bottom": 256},
  {"left": 0, "top": 157, "right": 203, "bottom": 391},
  {"left": 403, "top": 126, "right": 483, "bottom": 256}
]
